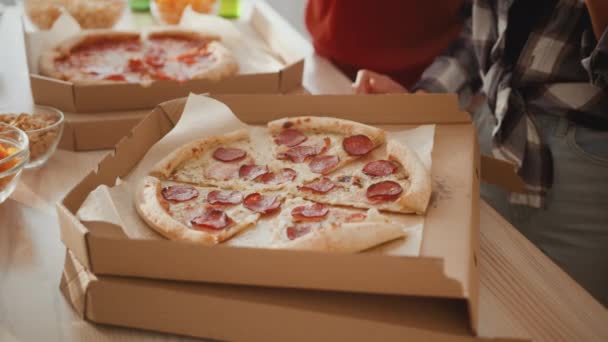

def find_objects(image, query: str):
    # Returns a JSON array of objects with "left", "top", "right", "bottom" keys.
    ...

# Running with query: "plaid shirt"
[{"left": 415, "top": 0, "right": 608, "bottom": 208}]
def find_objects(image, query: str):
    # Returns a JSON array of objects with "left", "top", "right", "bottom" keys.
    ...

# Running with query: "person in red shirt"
[{"left": 306, "top": 0, "right": 466, "bottom": 90}]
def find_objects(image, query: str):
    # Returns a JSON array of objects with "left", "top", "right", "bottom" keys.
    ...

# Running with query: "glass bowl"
[
  {"left": 151, "top": 0, "right": 217, "bottom": 25},
  {"left": 0, "top": 105, "right": 65, "bottom": 169},
  {"left": 0, "top": 124, "right": 30, "bottom": 204},
  {"left": 24, "top": 0, "right": 127, "bottom": 30}
]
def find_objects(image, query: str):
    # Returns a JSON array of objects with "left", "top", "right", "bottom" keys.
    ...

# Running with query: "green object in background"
[
  {"left": 129, "top": 0, "right": 150, "bottom": 12},
  {"left": 219, "top": 0, "right": 240, "bottom": 19}
]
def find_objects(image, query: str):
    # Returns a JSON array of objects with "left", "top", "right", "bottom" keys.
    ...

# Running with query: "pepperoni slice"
[
  {"left": 345, "top": 213, "right": 367, "bottom": 222},
  {"left": 104, "top": 74, "right": 126, "bottom": 81},
  {"left": 239, "top": 164, "right": 269, "bottom": 180},
  {"left": 363, "top": 160, "right": 399, "bottom": 177},
  {"left": 343, "top": 135, "right": 374, "bottom": 156},
  {"left": 366, "top": 181, "right": 403, "bottom": 202},
  {"left": 161, "top": 184, "right": 198, "bottom": 202},
  {"left": 145, "top": 55, "right": 164, "bottom": 68},
  {"left": 207, "top": 190, "right": 243, "bottom": 205},
  {"left": 257, "top": 168, "right": 297, "bottom": 185},
  {"left": 274, "top": 129, "right": 307, "bottom": 147},
  {"left": 213, "top": 147, "right": 247, "bottom": 162},
  {"left": 191, "top": 209, "right": 231, "bottom": 230},
  {"left": 298, "top": 177, "right": 336, "bottom": 194},
  {"left": 286, "top": 223, "right": 317, "bottom": 240},
  {"left": 243, "top": 193, "right": 281, "bottom": 214},
  {"left": 309, "top": 155, "right": 340, "bottom": 174},
  {"left": 152, "top": 72, "right": 173, "bottom": 81},
  {"left": 128, "top": 57, "right": 144, "bottom": 72},
  {"left": 278, "top": 137, "right": 330, "bottom": 163},
  {"left": 291, "top": 203, "right": 329, "bottom": 221}
]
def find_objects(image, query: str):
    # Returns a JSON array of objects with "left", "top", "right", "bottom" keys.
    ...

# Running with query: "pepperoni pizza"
[
  {"left": 39, "top": 29, "right": 238, "bottom": 84},
  {"left": 136, "top": 117, "right": 432, "bottom": 252}
]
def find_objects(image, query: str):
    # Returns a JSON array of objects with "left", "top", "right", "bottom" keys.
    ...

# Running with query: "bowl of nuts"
[
  {"left": 0, "top": 124, "right": 29, "bottom": 204},
  {"left": 0, "top": 105, "right": 64, "bottom": 169}
]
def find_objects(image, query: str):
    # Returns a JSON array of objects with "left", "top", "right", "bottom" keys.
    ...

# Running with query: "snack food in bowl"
[
  {"left": 152, "top": 0, "right": 216, "bottom": 25},
  {"left": 0, "top": 106, "right": 64, "bottom": 169},
  {"left": 25, "top": 0, "right": 126, "bottom": 30},
  {"left": 0, "top": 124, "right": 29, "bottom": 204}
]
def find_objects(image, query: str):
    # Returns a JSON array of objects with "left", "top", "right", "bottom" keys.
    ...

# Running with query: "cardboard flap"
[
  {"left": 84, "top": 221, "right": 129, "bottom": 239},
  {"left": 61, "top": 247, "right": 526, "bottom": 342},
  {"left": 480, "top": 155, "right": 526, "bottom": 192},
  {"left": 279, "top": 60, "right": 305, "bottom": 93},
  {"left": 69, "top": 74, "right": 280, "bottom": 112},
  {"left": 57, "top": 204, "right": 92, "bottom": 270},
  {"left": 30, "top": 75, "right": 76, "bottom": 112},
  {"left": 209, "top": 94, "right": 471, "bottom": 124},
  {"left": 60, "top": 250, "right": 97, "bottom": 318},
  {"left": 87, "top": 234, "right": 466, "bottom": 299},
  {"left": 249, "top": 1, "right": 309, "bottom": 65}
]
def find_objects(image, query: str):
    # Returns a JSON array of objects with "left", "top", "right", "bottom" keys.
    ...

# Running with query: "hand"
[{"left": 352, "top": 70, "right": 408, "bottom": 94}]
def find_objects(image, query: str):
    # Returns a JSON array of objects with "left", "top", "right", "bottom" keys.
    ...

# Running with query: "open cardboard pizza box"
[
  {"left": 23, "top": 1, "right": 305, "bottom": 113},
  {"left": 58, "top": 94, "right": 483, "bottom": 336}
]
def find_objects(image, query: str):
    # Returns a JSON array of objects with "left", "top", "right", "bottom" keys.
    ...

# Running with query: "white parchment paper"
[{"left": 77, "top": 94, "right": 435, "bottom": 256}]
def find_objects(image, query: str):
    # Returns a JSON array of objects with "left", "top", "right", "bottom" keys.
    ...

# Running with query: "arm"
[
  {"left": 585, "top": 0, "right": 608, "bottom": 39},
  {"left": 413, "top": 1, "right": 481, "bottom": 103},
  {"left": 582, "top": 0, "right": 608, "bottom": 89}
]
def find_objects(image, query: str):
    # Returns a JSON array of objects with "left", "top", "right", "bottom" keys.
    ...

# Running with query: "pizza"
[
  {"left": 135, "top": 117, "right": 432, "bottom": 253},
  {"left": 39, "top": 29, "right": 238, "bottom": 84}
]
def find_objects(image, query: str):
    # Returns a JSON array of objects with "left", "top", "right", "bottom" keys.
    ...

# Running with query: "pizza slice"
[
  {"left": 294, "top": 140, "right": 432, "bottom": 214},
  {"left": 267, "top": 197, "right": 406, "bottom": 252},
  {"left": 143, "top": 30, "right": 238, "bottom": 82},
  {"left": 40, "top": 31, "right": 145, "bottom": 83},
  {"left": 135, "top": 177, "right": 279, "bottom": 244},
  {"left": 150, "top": 129, "right": 272, "bottom": 190},
  {"left": 267, "top": 117, "right": 385, "bottom": 183}
]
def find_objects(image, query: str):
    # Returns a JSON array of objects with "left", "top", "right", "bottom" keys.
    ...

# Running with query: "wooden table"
[{"left": 0, "top": 4, "right": 607, "bottom": 342}]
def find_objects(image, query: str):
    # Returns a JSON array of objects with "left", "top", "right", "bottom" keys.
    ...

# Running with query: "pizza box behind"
[
  {"left": 56, "top": 86, "right": 309, "bottom": 151},
  {"left": 24, "top": 1, "right": 306, "bottom": 113},
  {"left": 57, "top": 94, "right": 481, "bottom": 333},
  {"left": 60, "top": 250, "right": 527, "bottom": 342}
]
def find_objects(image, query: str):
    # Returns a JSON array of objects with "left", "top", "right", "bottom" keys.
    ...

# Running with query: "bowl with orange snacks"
[
  {"left": 0, "top": 124, "right": 29, "bottom": 204},
  {"left": 152, "top": 0, "right": 216, "bottom": 25}
]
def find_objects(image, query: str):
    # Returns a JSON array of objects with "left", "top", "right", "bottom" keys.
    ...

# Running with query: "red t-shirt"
[{"left": 306, "top": 0, "right": 465, "bottom": 88}]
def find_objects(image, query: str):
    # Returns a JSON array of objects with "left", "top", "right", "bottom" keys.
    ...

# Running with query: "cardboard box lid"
[
  {"left": 25, "top": 2, "right": 306, "bottom": 113},
  {"left": 57, "top": 94, "right": 481, "bottom": 332},
  {"left": 61, "top": 250, "right": 523, "bottom": 342}
]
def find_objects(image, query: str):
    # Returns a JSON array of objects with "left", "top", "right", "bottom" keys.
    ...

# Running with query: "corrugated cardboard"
[
  {"left": 57, "top": 94, "right": 481, "bottom": 333},
  {"left": 57, "top": 86, "right": 309, "bottom": 151},
  {"left": 61, "top": 250, "right": 524, "bottom": 341},
  {"left": 25, "top": 2, "right": 305, "bottom": 113}
]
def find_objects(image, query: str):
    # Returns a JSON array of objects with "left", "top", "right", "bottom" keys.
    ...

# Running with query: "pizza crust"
[
  {"left": 190, "top": 41, "right": 239, "bottom": 81},
  {"left": 271, "top": 209, "right": 405, "bottom": 253},
  {"left": 387, "top": 140, "right": 432, "bottom": 214},
  {"left": 268, "top": 116, "right": 385, "bottom": 145}
]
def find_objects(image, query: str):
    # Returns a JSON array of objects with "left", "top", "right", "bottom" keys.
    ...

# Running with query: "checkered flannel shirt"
[{"left": 415, "top": 0, "right": 608, "bottom": 208}]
